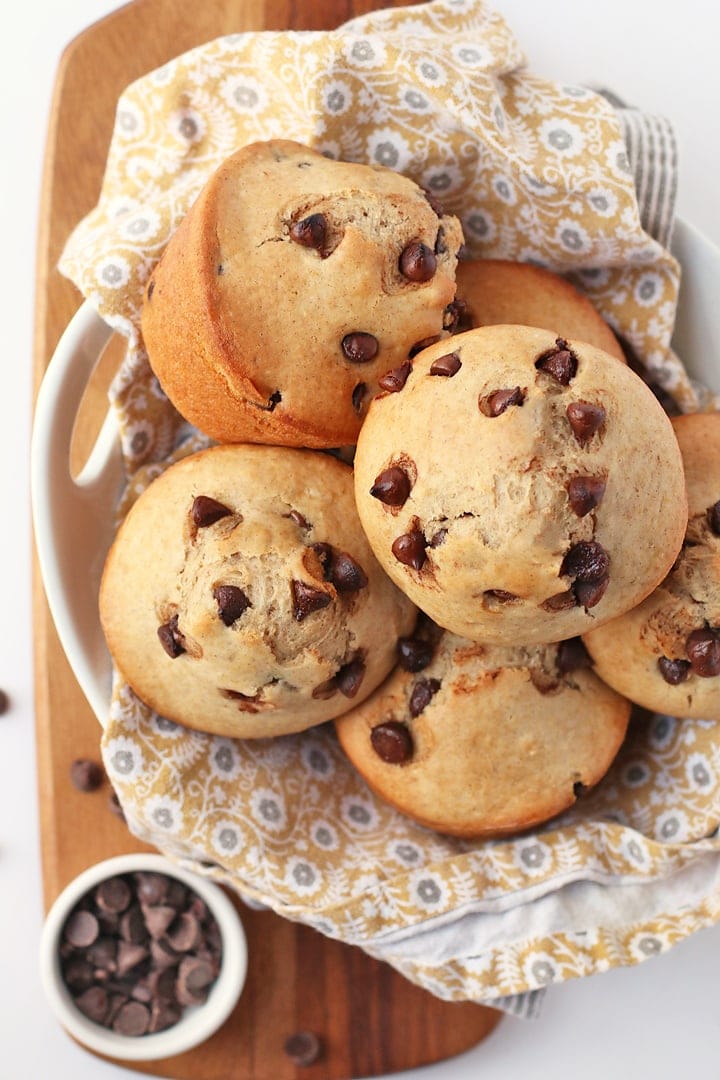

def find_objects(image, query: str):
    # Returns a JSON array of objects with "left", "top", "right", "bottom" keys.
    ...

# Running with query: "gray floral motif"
[
  {"left": 520, "top": 844, "right": 546, "bottom": 870},
  {"left": 416, "top": 878, "right": 442, "bottom": 905},
  {"left": 531, "top": 959, "right": 556, "bottom": 984},
  {"left": 395, "top": 843, "right": 421, "bottom": 864},
  {"left": 624, "top": 762, "right": 650, "bottom": 788},
  {"left": 637, "top": 936, "right": 662, "bottom": 956},
  {"left": 212, "top": 822, "right": 241, "bottom": 855}
]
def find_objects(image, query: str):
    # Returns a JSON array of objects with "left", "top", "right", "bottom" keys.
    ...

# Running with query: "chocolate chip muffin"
[
  {"left": 334, "top": 623, "right": 630, "bottom": 837},
  {"left": 100, "top": 445, "right": 416, "bottom": 737},
  {"left": 455, "top": 259, "right": 626, "bottom": 362},
  {"left": 353, "top": 324, "right": 687, "bottom": 646},
  {"left": 583, "top": 413, "right": 720, "bottom": 719},
  {"left": 141, "top": 139, "right": 463, "bottom": 448}
]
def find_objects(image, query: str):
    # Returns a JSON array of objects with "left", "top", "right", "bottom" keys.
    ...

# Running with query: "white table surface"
[{"left": 2, "top": 1, "right": 719, "bottom": 1078}]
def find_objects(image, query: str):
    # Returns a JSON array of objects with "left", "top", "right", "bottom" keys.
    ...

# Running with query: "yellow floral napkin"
[{"left": 59, "top": 0, "right": 720, "bottom": 1012}]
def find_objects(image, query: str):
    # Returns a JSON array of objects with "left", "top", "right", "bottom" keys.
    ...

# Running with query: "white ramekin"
[{"left": 39, "top": 853, "right": 248, "bottom": 1061}]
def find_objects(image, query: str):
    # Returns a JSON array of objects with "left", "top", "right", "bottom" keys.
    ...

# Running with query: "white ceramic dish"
[
  {"left": 30, "top": 218, "right": 720, "bottom": 727},
  {"left": 39, "top": 853, "right": 248, "bottom": 1061}
]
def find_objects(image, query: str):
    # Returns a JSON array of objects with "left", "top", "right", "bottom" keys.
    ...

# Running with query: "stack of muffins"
[{"left": 100, "top": 139, "right": 720, "bottom": 840}]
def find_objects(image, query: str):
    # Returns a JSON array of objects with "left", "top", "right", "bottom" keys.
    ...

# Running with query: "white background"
[{"left": 2, "top": 1, "right": 719, "bottom": 1078}]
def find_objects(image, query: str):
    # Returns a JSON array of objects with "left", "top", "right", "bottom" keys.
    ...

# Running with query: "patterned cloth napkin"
[{"left": 59, "top": 0, "right": 720, "bottom": 1015}]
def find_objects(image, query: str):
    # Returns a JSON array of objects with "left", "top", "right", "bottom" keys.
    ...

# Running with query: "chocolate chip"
[
  {"left": 370, "top": 721, "right": 413, "bottom": 764},
  {"left": 556, "top": 637, "right": 592, "bottom": 675},
  {"left": 291, "top": 580, "right": 332, "bottom": 621},
  {"left": 289, "top": 213, "right": 327, "bottom": 252},
  {"left": 70, "top": 759, "right": 104, "bottom": 792},
  {"left": 134, "top": 872, "right": 168, "bottom": 906},
  {"left": 147, "top": 280, "right": 155, "bottom": 301},
  {"left": 574, "top": 575, "right": 609, "bottom": 610},
  {"left": 166, "top": 912, "right": 201, "bottom": 953},
  {"left": 95, "top": 878, "right": 132, "bottom": 915},
  {"left": 434, "top": 226, "right": 447, "bottom": 254},
  {"left": 443, "top": 299, "right": 467, "bottom": 332},
  {"left": 75, "top": 986, "right": 110, "bottom": 1024},
  {"left": 429, "top": 527, "right": 447, "bottom": 547},
  {"left": 378, "top": 361, "right": 412, "bottom": 392},
  {"left": 408, "top": 677, "right": 441, "bottom": 717},
  {"left": 479, "top": 387, "right": 525, "bottom": 416},
  {"left": 255, "top": 389, "right": 282, "bottom": 412},
  {"left": 213, "top": 584, "right": 251, "bottom": 626},
  {"left": 560, "top": 541, "right": 610, "bottom": 583},
  {"left": 429, "top": 352, "right": 462, "bottom": 377},
  {"left": 541, "top": 589, "right": 578, "bottom": 612},
  {"left": 399, "top": 241, "right": 437, "bottom": 282},
  {"left": 335, "top": 655, "right": 366, "bottom": 698},
  {"left": 352, "top": 382, "right": 367, "bottom": 413},
  {"left": 144, "top": 905, "right": 177, "bottom": 940},
  {"left": 119, "top": 905, "right": 148, "bottom": 945},
  {"left": 685, "top": 628, "right": 720, "bottom": 677},
  {"left": 392, "top": 529, "right": 426, "bottom": 570},
  {"left": 112, "top": 1000, "right": 150, "bottom": 1036},
  {"left": 192, "top": 495, "right": 233, "bottom": 527},
  {"left": 63, "top": 957, "right": 95, "bottom": 991},
  {"left": 115, "top": 942, "right": 148, "bottom": 978},
  {"left": 409, "top": 335, "right": 442, "bottom": 357},
  {"left": 341, "top": 332, "right": 379, "bottom": 363},
  {"left": 566, "top": 401, "right": 606, "bottom": 444},
  {"left": 149, "top": 999, "right": 182, "bottom": 1034},
  {"left": 567, "top": 476, "right": 607, "bottom": 517},
  {"left": 535, "top": 338, "right": 577, "bottom": 384},
  {"left": 573, "top": 781, "right": 587, "bottom": 799},
  {"left": 370, "top": 465, "right": 412, "bottom": 507},
  {"left": 284, "top": 1031, "right": 323, "bottom": 1068},
  {"left": 157, "top": 613, "right": 185, "bottom": 658},
  {"left": 286, "top": 509, "right": 310, "bottom": 530},
  {"left": 64, "top": 910, "right": 100, "bottom": 949},
  {"left": 397, "top": 635, "right": 434, "bottom": 672},
  {"left": 328, "top": 552, "right": 368, "bottom": 593},
  {"left": 176, "top": 956, "right": 215, "bottom": 1006},
  {"left": 484, "top": 589, "right": 517, "bottom": 603},
  {"left": 658, "top": 656, "right": 691, "bottom": 685},
  {"left": 707, "top": 501, "right": 720, "bottom": 535}
]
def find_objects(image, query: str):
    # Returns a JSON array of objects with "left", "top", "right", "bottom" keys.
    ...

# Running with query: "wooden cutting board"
[{"left": 31, "top": 0, "right": 502, "bottom": 1076}]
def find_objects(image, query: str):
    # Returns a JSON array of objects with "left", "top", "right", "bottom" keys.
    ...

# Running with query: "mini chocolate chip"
[
  {"left": 535, "top": 338, "right": 577, "bottom": 384},
  {"left": 329, "top": 552, "right": 368, "bottom": 593},
  {"left": 95, "top": 878, "right": 132, "bottom": 915},
  {"left": 370, "top": 721, "right": 413, "bottom": 764},
  {"left": 408, "top": 677, "right": 441, "bottom": 717},
  {"left": 685, "top": 628, "right": 720, "bottom": 677},
  {"left": 112, "top": 1000, "right": 150, "bottom": 1036},
  {"left": 256, "top": 390, "right": 282, "bottom": 412},
  {"left": 434, "top": 226, "right": 447, "bottom": 255},
  {"left": 560, "top": 541, "right": 610, "bottom": 583},
  {"left": 484, "top": 589, "right": 517, "bottom": 603},
  {"left": 422, "top": 188, "right": 444, "bottom": 216},
  {"left": 542, "top": 589, "right": 578, "bottom": 612},
  {"left": 64, "top": 910, "right": 100, "bottom": 949},
  {"left": 378, "top": 361, "right": 412, "bottom": 393},
  {"left": 573, "top": 781, "right": 587, "bottom": 799},
  {"left": 370, "top": 465, "right": 412, "bottom": 507},
  {"left": 574, "top": 574, "right": 609, "bottom": 610},
  {"left": 397, "top": 636, "right": 434, "bottom": 672},
  {"left": 291, "top": 580, "right": 332, "bottom": 621},
  {"left": 335, "top": 655, "right": 366, "bottom": 698},
  {"left": 556, "top": 637, "right": 592, "bottom": 675},
  {"left": 392, "top": 529, "right": 426, "bottom": 570},
  {"left": 409, "top": 335, "right": 442, "bottom": 357},
  {"left": 429, "top": 527, "right": 448, "bottom": 547},
  {"left": 213, "top": 585, "right": 251, "bottom": 626},
  {"left": 479, "top": 387, "right": 525, "bottom": 416},
  {"left": 284, "top": 1031, "right": 323, "bottom": 1068},
  {"left": 75, "top": 986, "right": 110, "bottom": 1024},
  {"left": 70, "top": 759, "right": 104, "bottom": 793},
  {"left": 567, "top": 476, "right": 606, "bottom": 517},
  {"left": 191, "top": 495, "right": 232, "bottom": 528},
  {"left": 286, "top": 509, "right": 310, "bottom": 530},
  {"left": 0, "top": 688, "right": 8, "bottom": 714},
  {"left": 566, "top": 401, "right": 606, "bottom": 444},
  {"left": 443, "top": 299, "right": 466, "bottom": 332},
  {"left": 352, "top": 382, "right": 367, "bottom": 414},
  {"left": 707, "top": 501, "right": 720, "bottom": 535},
  {"left": 157, "top": 614, "right": 185, "bottom": 658},
  {"left": 429, "top": 352, "right": 462, "bottom": 377},
  {"left": 342, "top": 332, "right": 379, "bottom": 363},
  {"left": 658, "top": 656, "right": 691, "bottom": 685},
  {"left": 399, "top": 241, "right": 437, "bottom": 282},
  {"left": 289, "top": 213, "right": 327, "bottom": 252}
]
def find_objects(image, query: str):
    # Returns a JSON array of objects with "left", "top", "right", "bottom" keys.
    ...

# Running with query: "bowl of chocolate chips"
[{"left": 39, "top": 853, "right": 248, "bottom": 1061}]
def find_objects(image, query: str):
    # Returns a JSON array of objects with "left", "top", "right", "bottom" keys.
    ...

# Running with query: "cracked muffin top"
[
  {"left": 583, "top": 413, "right": 720, "bottom": 719},
  {"left": 140, "top": 139, "right": 464, "bottom": 449},
  {"left": 335, "top": 620, "right": 630, "bottom": 837},
  {"left": 353, "top": 323, "right": 687, "bottom": 646},
  {"left": 99, "top": 444, "right": 416, "bottom": 737}
]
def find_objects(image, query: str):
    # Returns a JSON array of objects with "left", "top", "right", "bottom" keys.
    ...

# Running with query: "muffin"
[
  {"left": 455, "top": 258, "right": 626, "bottom": 362},
  {"left": 141, "top": 139, "right": 464, "bottom": 448},
  {"left": 100, "top": 445, "right": 416, "bottom": 737},
  {"left": 353, "top": 324, "right": 687, "bottom": 645},
  {"left": 335, "top": 623, "right": 630, "bottom": 837},
  {"left": 583, "top": 413, "right": 720, "bottom": 719}
]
